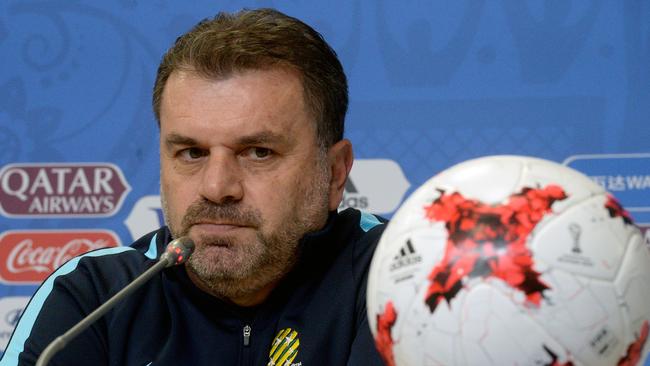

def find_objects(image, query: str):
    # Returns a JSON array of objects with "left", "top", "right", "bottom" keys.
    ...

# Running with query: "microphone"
[{"left": 35, "top": 236, "right": 195, "bottom": 366}]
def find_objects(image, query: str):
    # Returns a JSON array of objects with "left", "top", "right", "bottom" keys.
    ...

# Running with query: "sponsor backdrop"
[{"left": 0, "top": 0, "right": 648, "bottom": 357}]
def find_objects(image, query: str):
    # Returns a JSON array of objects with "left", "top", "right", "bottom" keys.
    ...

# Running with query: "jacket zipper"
[{"left": 243, "top": 324, "right": 252, "bottom": 347}]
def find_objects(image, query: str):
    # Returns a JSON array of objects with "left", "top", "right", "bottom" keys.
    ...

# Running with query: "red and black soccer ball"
[{"left": 367, "top": 155, "right": 650, "bottom": 366}]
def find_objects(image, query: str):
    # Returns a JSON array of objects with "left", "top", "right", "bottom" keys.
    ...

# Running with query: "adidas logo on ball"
[{"left": 389, "top": 239, "right": 422, "bottom": 271}]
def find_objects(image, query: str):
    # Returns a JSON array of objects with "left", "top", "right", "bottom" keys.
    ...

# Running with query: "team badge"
[{"left": 267, "top": 328, "right": 300, "bottom": 366}]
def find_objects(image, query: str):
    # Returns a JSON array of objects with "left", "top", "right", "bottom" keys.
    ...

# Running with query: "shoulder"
[
  {"left": 335, "top": 208, "right": 387, "bottom": 259},
  {"left": 334, "top": 208, "right": 387, "bottom": 237},
  {"left": 331, "top": 209, "right": 389, "bottom": 337},
  {"left": 328, "top": 209, "right": 387, "bottom": 287}
]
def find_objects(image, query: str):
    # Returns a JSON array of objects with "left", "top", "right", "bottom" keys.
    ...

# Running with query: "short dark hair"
[{"left": 152, "top": 8, "right": 348, "bottom": 149}]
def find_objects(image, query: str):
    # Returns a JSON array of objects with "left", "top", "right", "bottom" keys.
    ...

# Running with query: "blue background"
[{"left": 0, "top": 0, "right": 649, "bottom": 360}]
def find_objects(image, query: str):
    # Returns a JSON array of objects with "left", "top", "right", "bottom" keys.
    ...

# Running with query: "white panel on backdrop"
[
  {"left": 339, "top": 159, "right": 410, "bottom": 215},
  {"left": 0, "top": 296, "right": 29, "bottom": 353},
  {"left": 125, "top": 195, "right": 164, "bottom": 241}
]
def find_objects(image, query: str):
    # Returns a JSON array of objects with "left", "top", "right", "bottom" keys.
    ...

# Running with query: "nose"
[{"left": 198, "top": 152, "right": 244, "bottom": 204}]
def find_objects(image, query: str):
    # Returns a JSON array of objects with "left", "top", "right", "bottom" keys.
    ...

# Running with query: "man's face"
[{"left": 159, "top": 68, "right": 332, "bottom": 305}]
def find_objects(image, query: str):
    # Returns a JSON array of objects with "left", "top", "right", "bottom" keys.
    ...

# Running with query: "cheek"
[
  {"left": 244, "top": 171, "right": 302, "bottom": 219},
  {"left": 161, "top": 175, "right": 195, "bottom": 223}
]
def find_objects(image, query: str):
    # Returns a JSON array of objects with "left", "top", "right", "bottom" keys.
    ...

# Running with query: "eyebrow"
[
  {"left": 164, "top": 131, "right": 292, "bottom": 149},
  {"left": 236, "top": 131, "right": 291, "bottom": 146},
  {"left": 164, "top": 133, "right": 198, "bottom": 149}
]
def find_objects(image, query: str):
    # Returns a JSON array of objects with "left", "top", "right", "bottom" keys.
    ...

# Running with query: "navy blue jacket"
[{"left": 0, "top": 209, "right": 386, "bottom": 366}]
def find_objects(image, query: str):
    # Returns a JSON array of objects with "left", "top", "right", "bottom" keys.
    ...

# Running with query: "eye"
[
  {"left": 179, "top": 147, "right": 207, "bottom": 161},
  {"left": 244, "top": 147, "right": 273, "bottom": 160}
]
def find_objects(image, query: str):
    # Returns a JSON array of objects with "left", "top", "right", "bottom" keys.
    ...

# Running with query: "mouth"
[{"left": 189, "top": 222, "right": 252, "bottom": 236}]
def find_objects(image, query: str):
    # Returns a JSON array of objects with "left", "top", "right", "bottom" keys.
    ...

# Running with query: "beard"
[{"left": 161, "top": 158, "right": 330, "bottom": 302}]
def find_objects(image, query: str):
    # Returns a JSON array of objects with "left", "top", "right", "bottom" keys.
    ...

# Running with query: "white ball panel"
[
  {"left": 429, "top": 156, "right": 524, "bottom": 204},
  {"left": 520, "top": 157, "right": 604, "bottom": 214},
  {"left": 460, "top": 282, "right": 573, "bottom": 366},
  {"left": 614, "top": 232, "right": 650, "bottom": 342},
  {"left": 534, "top": 272, "right": 626, "bottom": 365},
  {"left": 530, "top": 194, "right": 630, "bottom": 281},
  {"left": 396, "top": 303, "right": 459, "bottom": 366},
  {"left": 394, "top": 279, "right": 466, "bottom": 366}
]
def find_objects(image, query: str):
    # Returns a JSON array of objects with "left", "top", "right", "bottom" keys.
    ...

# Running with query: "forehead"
[{"left": 159, "top": 67, "right": 316, "bottom": 141}]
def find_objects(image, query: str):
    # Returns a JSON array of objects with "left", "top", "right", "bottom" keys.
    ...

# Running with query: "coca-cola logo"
[
  {"left": 0, "top": 230, "right": 121, "bottom": 283},
  {"left": 0, "top": 163, "right": 131, "bottom": 217}
]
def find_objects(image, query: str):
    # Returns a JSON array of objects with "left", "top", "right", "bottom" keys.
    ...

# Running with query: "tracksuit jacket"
[{"left": 0, "top": 208, "right": 387, "bottom": 366}]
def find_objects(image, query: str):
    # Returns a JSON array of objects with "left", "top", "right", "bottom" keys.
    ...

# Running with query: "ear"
[{"left": 326, "top": 139, "right": 353, "bottom": 211}]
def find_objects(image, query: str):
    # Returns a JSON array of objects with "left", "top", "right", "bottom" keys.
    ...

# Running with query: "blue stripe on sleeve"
[
  {"left": 144, "top": 233, "right": 158, "bottom": 260},
  {"left": 359, "top": 211, "right": 382, "bottom": 232},
  {"left": 0, "top": 246, "right": 134, "bottom": 366}
]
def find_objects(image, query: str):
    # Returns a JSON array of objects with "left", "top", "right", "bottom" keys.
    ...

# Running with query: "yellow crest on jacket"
[{"left": 267, "top": 328, "right": 300, "bottom": 366}]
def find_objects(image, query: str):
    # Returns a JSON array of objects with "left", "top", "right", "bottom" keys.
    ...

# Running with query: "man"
[{"left": 1, "top": 8, "right": 386, "bottom": 366}]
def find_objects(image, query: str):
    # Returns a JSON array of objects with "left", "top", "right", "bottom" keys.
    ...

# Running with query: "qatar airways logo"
[
  {"left": 0, "top": 230, "right": 121, "bottom": 283},
  {"left": 0, "top": 163, "right": 131, "bottom": 217}
]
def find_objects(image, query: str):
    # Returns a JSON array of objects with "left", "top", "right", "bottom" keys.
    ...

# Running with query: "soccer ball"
[{"left": 367, "top": 155, "right": 650, "bottom": 366}]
